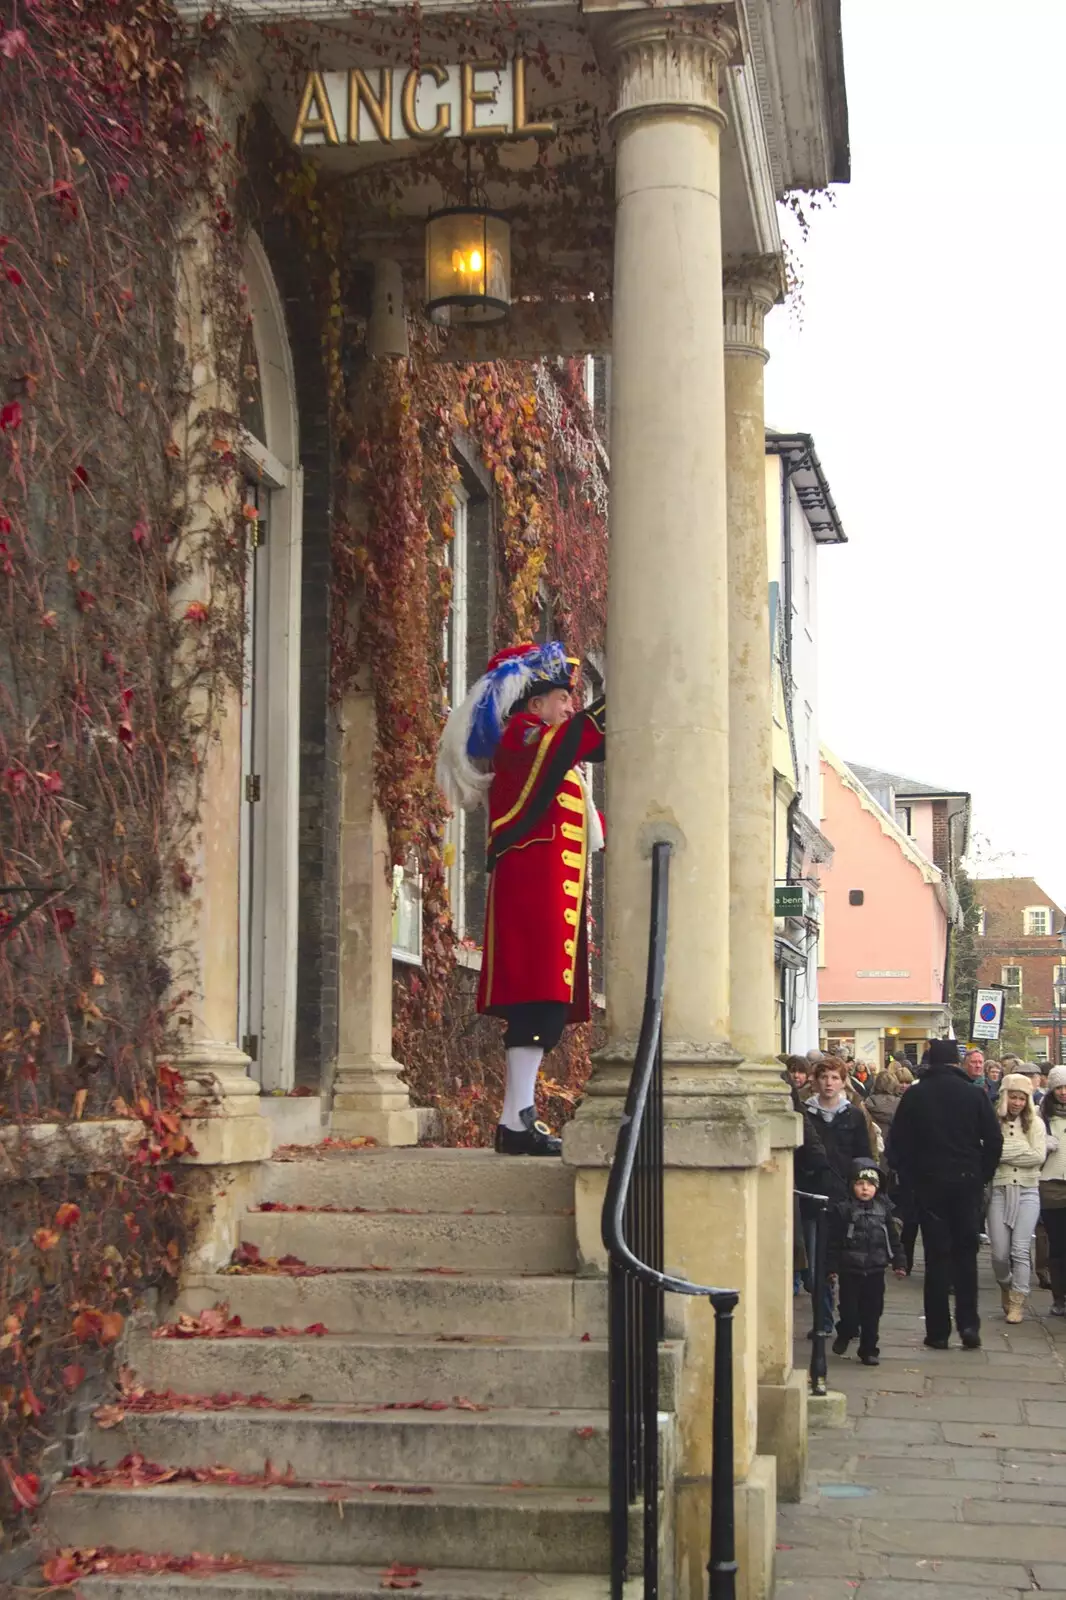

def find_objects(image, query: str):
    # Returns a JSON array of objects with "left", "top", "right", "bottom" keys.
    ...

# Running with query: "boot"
[
  {"left": 1049, "top": 1257, "right": 1066, "bottom": 1316},
  {"left": 999, "top": 1282, "right": 1013, "bottom": 1316},
  {"left": 1005, "top": 1290, "right": 1026, "bottom": 1325}
]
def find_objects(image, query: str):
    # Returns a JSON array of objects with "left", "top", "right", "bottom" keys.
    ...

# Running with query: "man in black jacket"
[{"left": 889, "top": 1038, "right": 1004, "bottom": 1349}]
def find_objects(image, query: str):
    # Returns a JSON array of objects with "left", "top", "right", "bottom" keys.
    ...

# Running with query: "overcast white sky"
[{"left": 763, "top": 0, "right": 1066, "bottom": 908}]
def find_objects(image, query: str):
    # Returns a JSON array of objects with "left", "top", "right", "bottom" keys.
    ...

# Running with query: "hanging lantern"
[{"left": 424, "top": 206, "right": 511, "bottom": 326}]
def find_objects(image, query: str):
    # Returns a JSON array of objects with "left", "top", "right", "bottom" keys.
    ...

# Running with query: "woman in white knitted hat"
[
  {"left": 1039, "top": 1066, "right": 1066, "bottom": 1316},
  {"left": 988, "top": 1073, "right": 1047, "bottom": 1322}
]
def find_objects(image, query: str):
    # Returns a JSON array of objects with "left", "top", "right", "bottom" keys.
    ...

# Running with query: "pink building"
[{"left": 817, "top": 749, "right": 956, "bottom": 1072}]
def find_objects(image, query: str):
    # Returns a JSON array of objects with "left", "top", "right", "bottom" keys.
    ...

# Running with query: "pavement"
[{"left": 776, "top": 1248, "right": 1066, "bottom": 1600}]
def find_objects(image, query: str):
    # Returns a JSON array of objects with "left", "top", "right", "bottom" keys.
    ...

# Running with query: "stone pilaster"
[
  {"left": 330, "top": 691, "right": 418, "bottom": 1145},
  {"left": 564, "top": 18, "right": 777, "bottom": 1599},
  {"left": 168, "top": 92, "right": 270, "bottom": 1173},
  {"left": 724, "top": 261, "right": 808, "bottom": 1501}
]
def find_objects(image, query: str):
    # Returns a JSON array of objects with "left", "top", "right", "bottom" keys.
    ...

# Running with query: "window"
[
  {"left": 1031, "top": 1037, "right": 1050, "bottom": 1064},
  {"left": 1054, "top": 964, "right": 1066, "bottom": 1006},
  {"left": 442, "top": 475, "right": 492, "bottom": 949},
  {"left": 896, "top": 804, "right": 913, "bottom": 837},
  {"left": 976, "top": 907, "right": 986, "bottom": 937},
  {"left": 1024, "top": 906, "right": 1051, "bottom": 937},
  {"left": 1002, "top": 965, "right": 1022, "bottom": 1000}
]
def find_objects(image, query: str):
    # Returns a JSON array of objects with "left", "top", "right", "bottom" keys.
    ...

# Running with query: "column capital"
[
  {"left": 595, "top": 11, "right": 740, "bottom": 130},
  {"left": 723, "top": 257, "right": 786, "bottom": 360}
]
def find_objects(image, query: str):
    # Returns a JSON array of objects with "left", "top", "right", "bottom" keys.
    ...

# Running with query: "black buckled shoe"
[{"left": 494, "top": 1106, "right": 562, "bottom": 1157}]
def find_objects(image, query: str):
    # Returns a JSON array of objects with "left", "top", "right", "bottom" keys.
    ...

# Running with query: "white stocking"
[{"left": 501, "top": 1046, "right": 544, "bottom": 1131}]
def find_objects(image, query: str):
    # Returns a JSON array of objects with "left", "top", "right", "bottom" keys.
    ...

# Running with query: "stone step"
[
  {"left": 67, "top": 1567, "right": 610, "bottom": 1600},
  {"left": 126, "top": 1331, "right": 681, "bottom": 1411},
  {"left": 88, "top": 1404, "right": 611, "bottom": 1487},
  {"left": 261, "top": 1150, "right": 577, "bottom": 1216},
  {"left": 175, "top": 1271, "right": 608, "bottom": 1339},
  {"left": 237, "top": 1211, "right": 576, "bottom": 1274},
  {"left": 47, "top": 1480, "right": 614, "bottom": 1573}
]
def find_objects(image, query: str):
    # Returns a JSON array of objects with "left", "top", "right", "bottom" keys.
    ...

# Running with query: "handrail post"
[
  {"left": 809, "top": 1200, "right": 829, "bottom": 1397},
  {"left": 600, "top": 841, "right": 741, "bottom": 1600},
  {"left": 707, "top": 1293, "right": 739, "bottom": 1600}
]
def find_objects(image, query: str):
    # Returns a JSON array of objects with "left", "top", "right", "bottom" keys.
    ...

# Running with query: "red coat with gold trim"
[{"left": 477, "top": 700, "right": 606, "bottom": 1019}]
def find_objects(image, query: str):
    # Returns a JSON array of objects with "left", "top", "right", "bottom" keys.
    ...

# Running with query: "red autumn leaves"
[
  {"left": 152, "top": 1304, "right": 328, "bottom": 1340},
  {"left": 42, "top": 1550, "right": 297, "bottom": 1588}
]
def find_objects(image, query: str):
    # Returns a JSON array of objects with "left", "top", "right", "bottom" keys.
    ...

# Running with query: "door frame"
[{"left": 237, "top": 233, "right": 302, "bottom": 1092}]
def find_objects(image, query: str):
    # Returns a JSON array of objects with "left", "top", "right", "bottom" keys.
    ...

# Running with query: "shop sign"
[
  {"left": 774, "top": 885, "right": 805, "bottom": 918},
  {"left": 292, "top": 57, "right": 556, "bottom": 148}
]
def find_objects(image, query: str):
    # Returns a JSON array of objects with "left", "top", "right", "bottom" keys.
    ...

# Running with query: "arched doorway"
[{"left": 237, "top": 235, "right": 303, "bottom": 1091}]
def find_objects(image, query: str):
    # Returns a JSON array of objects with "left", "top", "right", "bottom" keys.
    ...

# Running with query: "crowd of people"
[{"left": 785, "top": 1039, "right": 1066, "bottom": 1362}]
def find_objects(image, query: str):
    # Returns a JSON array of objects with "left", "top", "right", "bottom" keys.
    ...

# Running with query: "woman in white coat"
[{"left": 988, "top": 1073, "right": 1047, "bottom": 1322}]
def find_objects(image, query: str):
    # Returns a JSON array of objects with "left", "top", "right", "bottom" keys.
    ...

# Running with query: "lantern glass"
[{"left": 425, "top": 207, "right": 510, "bottom": 326}]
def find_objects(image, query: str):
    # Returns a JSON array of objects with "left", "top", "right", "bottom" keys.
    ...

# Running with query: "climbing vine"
[
  {"left": 329, "top": 338, "right": 609, "bottom": 1141},
  {"left": 0, "top": 0, "right": 246, "bottom": 1544}
]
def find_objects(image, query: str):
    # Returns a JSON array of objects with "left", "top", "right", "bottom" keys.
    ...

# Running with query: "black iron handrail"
[
  {"left": 794, "top": 1189, "right": 830, "bottom": 1396},
  {"left": 601, "top": 841, "right": 740, "bottom": 1600}
]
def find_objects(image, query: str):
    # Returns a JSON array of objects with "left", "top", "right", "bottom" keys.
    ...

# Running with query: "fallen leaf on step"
[
  {"left": 580, "top": 1332, "right": 591, "bottom": 1342},
  {"left": 382, "top": 1581, "right": 421, "bottom": 1590},
  {"left": 93, "top": 1404, "right": 127, "bottom": 1429},
  {"left": 575, "top": 1427, "right": 596, "bottom": 1439},
  {"left": 382, "top": 1565, "right": 421, "bottom": 1578}
]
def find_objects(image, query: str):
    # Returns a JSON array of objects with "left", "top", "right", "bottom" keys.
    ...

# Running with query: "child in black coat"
[{"left": 828, "top": 1158, "right": 907, "bottom": 1366}]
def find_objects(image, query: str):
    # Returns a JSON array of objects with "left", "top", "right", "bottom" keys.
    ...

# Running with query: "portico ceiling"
[{"left": 186, "top": 0, "right": 847, "bottom": 277}]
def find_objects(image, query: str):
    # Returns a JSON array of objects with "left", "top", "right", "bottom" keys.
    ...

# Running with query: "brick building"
[{"left": 974, "top": 878, "right": 1066, "bottom": 1064}]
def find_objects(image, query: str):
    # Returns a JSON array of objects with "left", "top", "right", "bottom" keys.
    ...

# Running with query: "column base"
[
  {"left": 675, "top": 1454, "right": 778, "bottom": 1600},
  {"left": 176, "top": 1039, "right": 272, "bottom": 1166},
  {"left": 330, "top": 1053, "right": 419, "bottom": 1146},
  {"left": 757, "top": 1369, "right": 808, "bottom": 1501}
]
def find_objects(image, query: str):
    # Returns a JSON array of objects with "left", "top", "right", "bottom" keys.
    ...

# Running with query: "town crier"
[{"left": 437, "top": 642, "right": 605, "bottom": 1155}]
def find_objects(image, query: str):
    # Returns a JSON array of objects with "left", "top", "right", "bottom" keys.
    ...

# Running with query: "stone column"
[
  {"left": 330, "top": 691, "right": 419, "bottom": 1145},
  {"left": 564, "top": 18, "right": 776, "bottom": 1599},
  {"left": 724, "top": 266, "right": 808, "bottom": 1500}
]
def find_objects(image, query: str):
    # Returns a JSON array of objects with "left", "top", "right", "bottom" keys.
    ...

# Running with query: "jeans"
[
  {"left": 837, "top": 1270, "right": 886, "bottom": 1356},
  {"left": 1041, "top": 1205, "right": 1066, "bottom": 1303},
  {"left": 916, "top": 1180, "right": 983, "bottom": 1342},
  {"left": 987, "top": 1184, "right": 1041, "bottom": 1295}
]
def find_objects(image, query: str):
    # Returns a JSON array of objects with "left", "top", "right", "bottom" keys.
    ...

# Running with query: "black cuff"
[{"left": 585, "top": 695, "right": 606, "bottom": 735}]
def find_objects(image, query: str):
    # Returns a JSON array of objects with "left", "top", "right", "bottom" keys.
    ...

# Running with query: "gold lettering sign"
[
  {"left": 513, "top": 55, "right": 556, "bottom": 137},
  {"left": 461, "top": 59, "right": 509, "bottom": 138},
  {"left": 292, "top": 71, "right": 340, "bottom": 147},
  {"left": 291, "top": 58, "right": 557, "bottom": 148},
  {"left": 349, "top": 67, "right": 392, "bottom": 143},
  {"left": 401, "top": 64, "right": 451, "bottom": 140}
]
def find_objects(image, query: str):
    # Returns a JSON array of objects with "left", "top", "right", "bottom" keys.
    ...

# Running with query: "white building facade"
[{"left": 767, "top": 432, "right": 846, "bottom": 1054}]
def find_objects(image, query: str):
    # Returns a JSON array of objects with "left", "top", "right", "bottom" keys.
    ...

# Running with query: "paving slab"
[
  {"left": 881, "top": 1558, "right": 1035, "bottom": 1588},
  {"left": 859, "top": 1394, "right": 1024, "bottom": 1424},
  {"left": 775, "top": 1255, "right": 1066, "bottom": 1598},
  {"left": 851, "top": 1418, "right": 945, "bottom": 1445},
  {"left": 942, "top": 1420, "right": 1066, "bottom": 1451},
  {"left": 857, "top": 1585, "right": 1026, "bottom": 1600}
]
